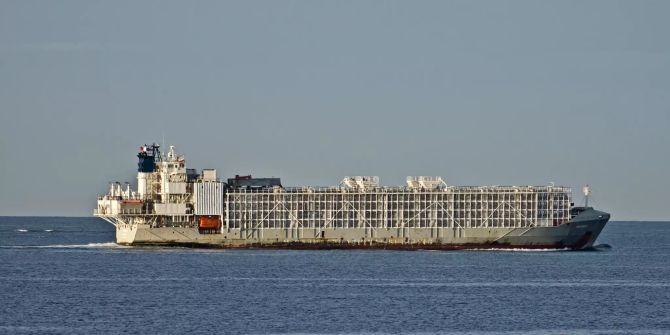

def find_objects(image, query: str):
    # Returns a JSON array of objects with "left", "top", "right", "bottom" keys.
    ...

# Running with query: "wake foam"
[
  {"left": 39, "top": 242, "right": 126, "bottom": 249},
  {"left": 1, "top": 242, "right": 127, "bottom": 249}
]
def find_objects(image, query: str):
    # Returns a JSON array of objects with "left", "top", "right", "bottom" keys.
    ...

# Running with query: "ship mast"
[{"left": 583, "top": 185, "right": 591, "bottom": 207}]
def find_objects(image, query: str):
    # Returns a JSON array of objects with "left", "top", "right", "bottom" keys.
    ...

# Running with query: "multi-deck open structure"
[{"left": 95, "top": 144, "right": 609, "bottom": 249}]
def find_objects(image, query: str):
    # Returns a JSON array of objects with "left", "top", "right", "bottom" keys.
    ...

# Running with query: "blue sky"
[{"left": 0, "top": 1, "right": 668, "bottom": 220}]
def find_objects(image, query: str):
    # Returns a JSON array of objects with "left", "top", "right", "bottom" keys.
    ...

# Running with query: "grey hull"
[{"left": 116, "top": 208, "right": 609, "bottom": 250}]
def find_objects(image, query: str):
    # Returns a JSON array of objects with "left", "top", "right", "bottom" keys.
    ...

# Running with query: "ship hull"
[{"left": 115, "top": 209, "right": 609, "bottom": 250}]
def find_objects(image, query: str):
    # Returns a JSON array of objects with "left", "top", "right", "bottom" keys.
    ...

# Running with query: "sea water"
[{"left": 1, "top": 217, "right": 669, "bottom": 334}]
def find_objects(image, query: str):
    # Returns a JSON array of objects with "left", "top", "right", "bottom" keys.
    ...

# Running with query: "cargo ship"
[{"left": 94, "top": 144, "right": 609, "bottom": 250}]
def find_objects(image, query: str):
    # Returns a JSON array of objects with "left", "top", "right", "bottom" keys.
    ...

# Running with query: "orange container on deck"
[{"left": 198, "top": 216, "right": 221, "bottom": 229}]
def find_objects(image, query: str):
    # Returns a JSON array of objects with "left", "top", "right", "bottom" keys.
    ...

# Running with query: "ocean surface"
[{"left": 0, "top": 218, "right": 669, "bottom": 335}]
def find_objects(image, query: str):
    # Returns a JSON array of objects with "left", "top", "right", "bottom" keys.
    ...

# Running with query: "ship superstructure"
[
  {"left": 97, "top": 144, "right": 196, "bottom": 227},
  {"left": 95, "top": 145, "right": 609, "bottom": 249}
]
